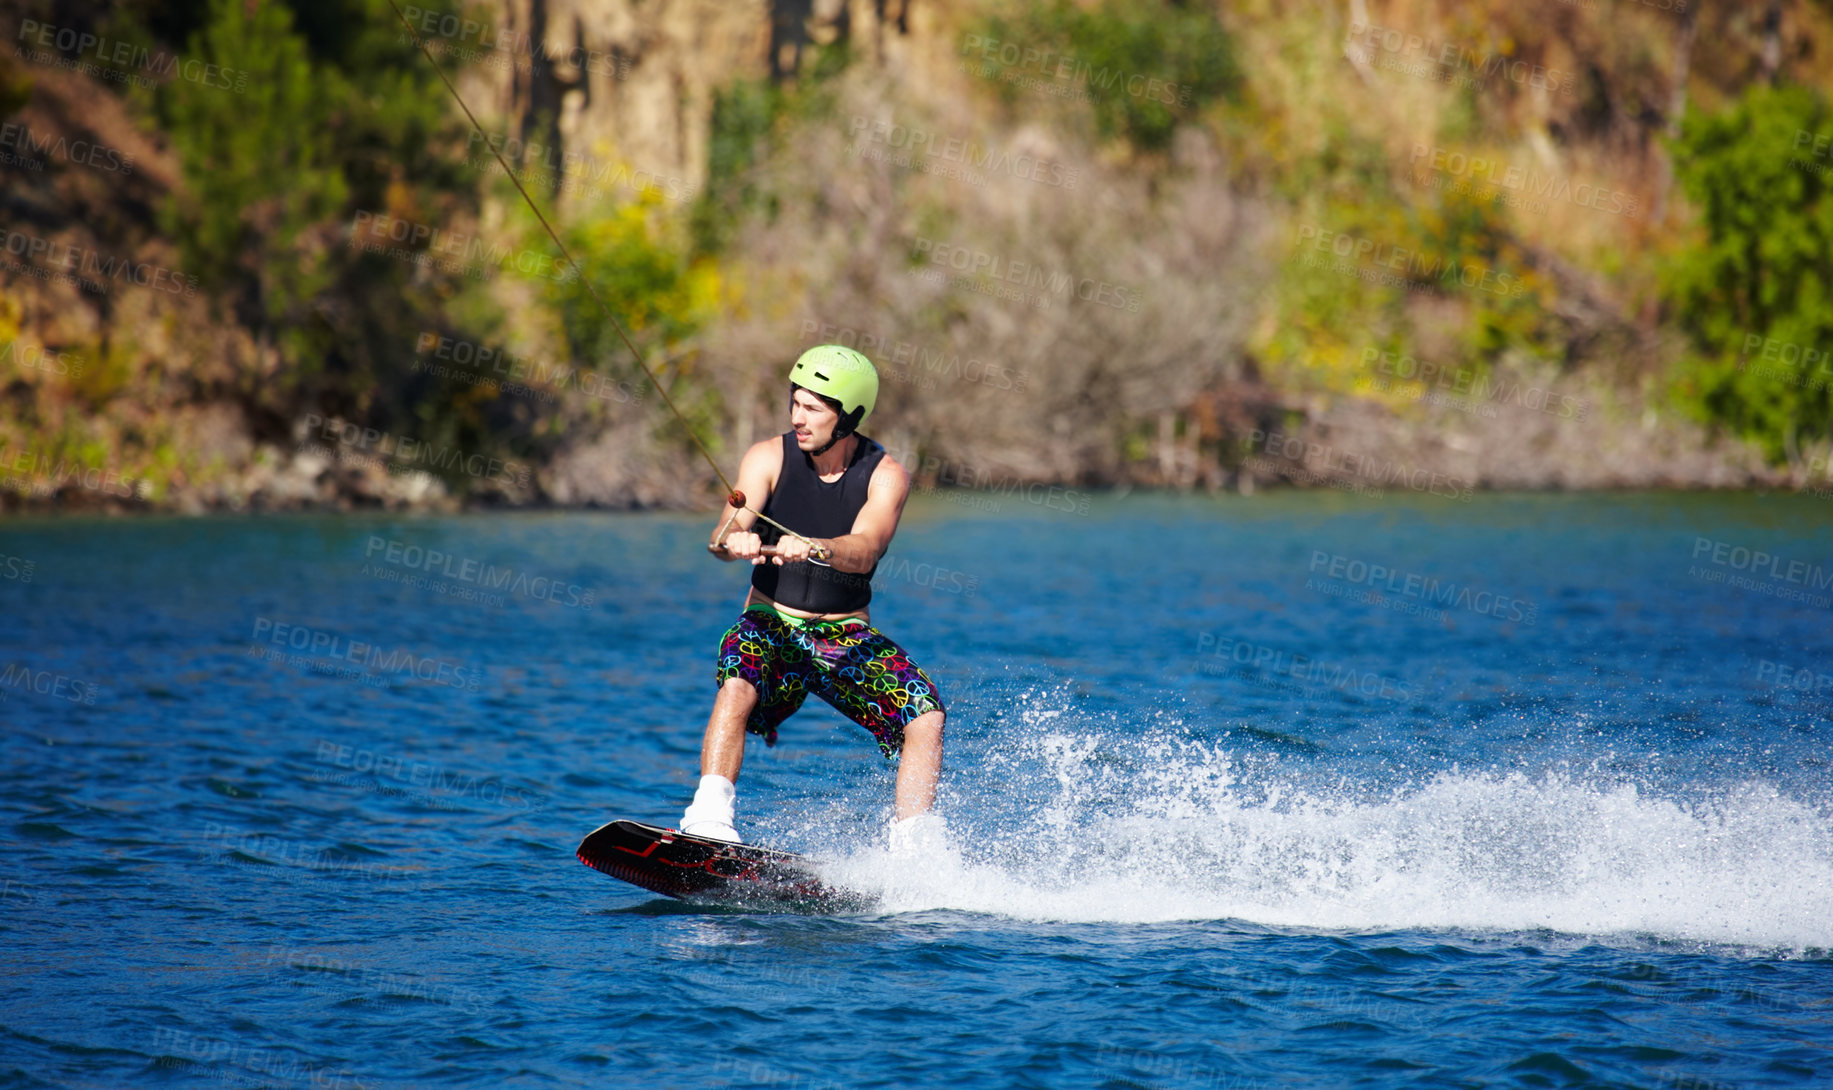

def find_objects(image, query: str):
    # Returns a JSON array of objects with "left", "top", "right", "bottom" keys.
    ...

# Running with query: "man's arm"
[
  {"left": 708, "top": 439, "right": 783, "bottom": 563},
  {"left": 769, "top": 456, "right": 910, "bottom": 573}
]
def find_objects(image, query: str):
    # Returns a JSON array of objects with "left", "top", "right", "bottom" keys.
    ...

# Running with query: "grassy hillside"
[{"left": 1, "top": 0, "right": 1830, "bottom": 510}]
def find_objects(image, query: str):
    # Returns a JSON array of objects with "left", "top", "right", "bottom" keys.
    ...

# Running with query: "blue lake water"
[{"left": 1, "top": 492, "right": 1829, "bottom": 1089}]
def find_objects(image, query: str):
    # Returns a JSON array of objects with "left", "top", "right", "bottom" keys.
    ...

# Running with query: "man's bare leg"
[
  {"left": 700, "top": 677, "right": 758, "bottom": 782},
  {"left": 682, "top": 678, "right": 759, "bottom": 841},
  {"left": 894, "top": 710, "right": 945, "bottom": 820}
]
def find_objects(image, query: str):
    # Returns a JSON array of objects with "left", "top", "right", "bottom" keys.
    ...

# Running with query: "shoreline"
[{"left": 1, "top": 478, "right": 1823, "bottom": 518}]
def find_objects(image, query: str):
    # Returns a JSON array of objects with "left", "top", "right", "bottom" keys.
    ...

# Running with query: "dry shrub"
[{"left": 689, "top": 57, "right": 1269, "bottom": 490}]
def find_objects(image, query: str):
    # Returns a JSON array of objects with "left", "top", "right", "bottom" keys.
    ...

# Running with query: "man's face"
[{"left": 790, "top": 387, "right": 841, "bottom": 452}]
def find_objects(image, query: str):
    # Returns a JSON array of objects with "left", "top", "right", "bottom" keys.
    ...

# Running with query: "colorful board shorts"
[{"left": 714, "top": 605, "right": 945, "bottom": 758}]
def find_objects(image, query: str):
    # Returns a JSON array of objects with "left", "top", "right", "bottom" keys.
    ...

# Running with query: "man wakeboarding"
[{"left": 681, "top": 345, "right": 948, "bottom": 851}]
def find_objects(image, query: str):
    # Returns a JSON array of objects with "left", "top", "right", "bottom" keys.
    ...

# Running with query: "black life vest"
[{"left": 750, "top": 431, "right": 884, "bottom": 613}]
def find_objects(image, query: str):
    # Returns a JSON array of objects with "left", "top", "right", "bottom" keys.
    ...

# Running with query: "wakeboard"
[{"left": 576, "top": 819, "right": 872, "bottom": 910}]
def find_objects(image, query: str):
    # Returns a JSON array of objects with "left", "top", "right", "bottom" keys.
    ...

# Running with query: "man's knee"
[
  {"left": 718, "top": 676, "right": 760, "bottom": 708},
  {"left": 906, "top": 709, "right": 944, "bottom": 744}
]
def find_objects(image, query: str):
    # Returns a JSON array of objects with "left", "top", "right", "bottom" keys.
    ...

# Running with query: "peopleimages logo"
[
  {"left": 1293, "top": 225, "right": 1527, "bottom": 298},
  {"left": 0, "top": 444, "right": 140, "bottom": 498},
  {"left": 362, "top": 536, "right": 595, "bottom": 610},
  {"left": 246, "top": 946, "right": 490, "bottom": 1014},
  {"left": 0, "top": 552, "right": 34, "bottom": 583},
  {"left": 396, "top": 4, "right": 627, "bottom": 77},
  {"left": 199, "top": 823, "right": 422, "bottom": 890},
  {"left": 15, "top": 19, "right": 252, "bottom": 92},
  {"left": 1687, "top": 536, "right": 1832, "bottom": 607},
  {"left": 797, "top": 321, "right": 1029, "bottom": 392},
  {"left": 1307, "top": 551, "right": 1538, "bottom": 624},
  {"left": 298, "top": 414, "right": 532, "bottom": 487},
  {"left": 0, "top": 662, "right": 100, "bottom": 704},
  {"left": 1739, "top": 334, "right": 1831, "bottom": 381},
  {"left": 880, "top": 443, "right": 1094, "bottom": 516},
  {"left": 1689, "top": 538, "right": 1833, "bottom": 598},
  {"left": 0, "top": 122, "right": 134, "bottom": 175},
  {"left": 1360, "top": 347, "right": 1588, "bottom": 421},
  {"left": 1248, "top": 429, "right": 1474, "bottom": 501},
  {"left": 0, "top": 228, "right": 199, "bottom": 296},
  {"left": 348, "top": 210, "right": 576, "bottom": 283},
  {"left": 413, "top": 332, "right": 642, "bottom": 405},
  {"left": 0, "top": 339, "right": 86, "bottom": 378},
  {"left": 1194, "top": 632, "right": 1410, "bottom": 701},
  {"left": 1755, "top": 659, "right": 1832, "bottom": 697},
  {"left": 463, "top": 132, "right": 695, "bottom": 201},
  {"left": 846, "top": 116, "right": 1080, "bottom": 189},
  {"left": 149, "top": 1028, "right": 359, "bottom": 1090},
  {"left": 1409, "top": 143, "right": 1640, "bottom": 218},
  {"left": 313, "top": 740, "right": 545, "bottom": 813},
  {"left": 248, "top": 617, "right": 484, "bottom": 691},
  {"left": 959, "top": 34, "right": 1198, "bottom": 107},
  {"left": 1345, "top": 22, "right": 1578, "bottom": 96},
  {"left": 912, "top": 237, "right": 1141, "bottom": 313}
]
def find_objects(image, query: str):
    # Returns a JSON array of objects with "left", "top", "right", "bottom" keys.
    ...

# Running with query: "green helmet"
[{"left": 789, "top": 344, "right": 879, "bottom": 436}]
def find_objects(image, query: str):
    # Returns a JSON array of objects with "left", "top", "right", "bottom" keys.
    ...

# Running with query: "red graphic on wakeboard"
[{"left": 576, "top": 819, "right": 870, "bottom": 909}]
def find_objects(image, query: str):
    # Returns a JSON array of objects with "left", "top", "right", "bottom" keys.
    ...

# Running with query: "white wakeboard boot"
[
  {"left": 887, "top": 811, "right": 948, "bottom": 856},
  {"left": 679, "top": 774, "right": 740, "bottom": 843}
]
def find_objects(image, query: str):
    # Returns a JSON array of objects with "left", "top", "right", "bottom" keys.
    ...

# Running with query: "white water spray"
[{"left": 824, "top": 719, "right": 1833, "bottom": 951}]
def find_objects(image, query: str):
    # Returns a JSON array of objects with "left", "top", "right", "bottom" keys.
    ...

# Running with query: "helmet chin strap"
[{"left": 808, "top": 428, "right": 853, "bottom": 457}]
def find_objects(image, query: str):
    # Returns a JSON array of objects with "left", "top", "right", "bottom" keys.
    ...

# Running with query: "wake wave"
[{"left": 824, "top": 726, "right": 1833, "bottom": 950}]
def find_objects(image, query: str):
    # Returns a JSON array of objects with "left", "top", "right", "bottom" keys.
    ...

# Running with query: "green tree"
[
  {"left": 154, "top": 0, "right": 344, "bottom": 331},
  {"left": 556, "top": 193, "right": 720, "bottom": 449},
  {"left": 690, "top": 52, "right": 844, "bottom": 257},
  {"left": 151, "top": 0, "right": 553, "bottom": 493},
  {"left": 690, "top": 78, "right": 783, "bottom": 256},
  {"left": 1666, "top": 85, "right": 1833, "bottom": 462},
  {"left": 973, "top": 0, "right": 1238, "bottom": 153}
]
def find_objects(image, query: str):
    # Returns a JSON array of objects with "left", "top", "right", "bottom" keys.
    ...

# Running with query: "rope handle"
[
  {"left": 707, "top": 541, "right": 835, "bottom": 565},
  {"left": 709, "top": 491, "right": 833, "bottom": 564}
]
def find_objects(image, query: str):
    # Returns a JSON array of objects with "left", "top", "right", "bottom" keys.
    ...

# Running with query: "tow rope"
[{"left": 386, "top": 0, "right": 830, "bottom": 563}]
